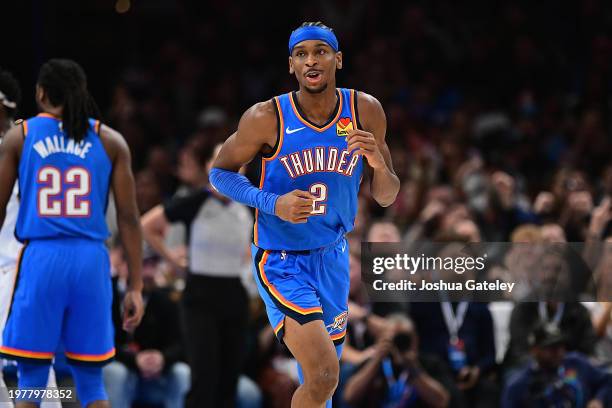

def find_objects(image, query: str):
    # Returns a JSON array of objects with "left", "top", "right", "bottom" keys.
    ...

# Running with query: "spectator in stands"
[
  {"left": 103, "top": 245, "right": 190, "bottom": 408},
  {"left": 409, "top": 301, "right": 499, "bottom": 407},
  {"left": 503, "top": 300, "right": 596, "bottom": 379},
  {"left": 343, "top": 315, "right": 452, "bottom": 408},
  {"left": 502, "top": 323, "right": 612, "bottom": 408},
  {"left": 587, "top": 200, "right": 612, "bottom": 362},
  {"left": 141, "top": 143, "right": 254, "bottom": 408}
]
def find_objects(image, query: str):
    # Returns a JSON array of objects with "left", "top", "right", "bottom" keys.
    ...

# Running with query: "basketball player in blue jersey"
[
  {"left": 210, "top": 22, "right": 400, "bottom": 408},
  {"left": 0, "top": 59, "right": 144, "bottom": 408}
]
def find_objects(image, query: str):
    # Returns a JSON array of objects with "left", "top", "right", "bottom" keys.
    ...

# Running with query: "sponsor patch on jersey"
[
  {"left": 326, "top": 311, "right": 348, "bottom": 334},
  {"left": 336, "top": 117, "right": 353, "bottom": 137}
]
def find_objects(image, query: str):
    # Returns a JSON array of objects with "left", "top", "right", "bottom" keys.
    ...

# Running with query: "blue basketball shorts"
[
  {"left": 251, "top": 237, "right": 350, "bottom": 346},
  {"left": 0, "top": 238, "right": 115, "bottom": 366}
]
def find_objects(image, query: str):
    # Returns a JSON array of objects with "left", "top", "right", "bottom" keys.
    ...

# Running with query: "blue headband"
[{"left": 288, "top": 26, "right": 339, "bottom": 55}]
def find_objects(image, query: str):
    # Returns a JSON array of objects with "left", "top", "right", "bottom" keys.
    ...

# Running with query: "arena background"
[{"left": 3, "top": 0, "right": 612, "bottom": 407}]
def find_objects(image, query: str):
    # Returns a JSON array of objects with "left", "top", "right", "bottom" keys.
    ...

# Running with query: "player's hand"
[
  {"left": 346, "top": 129, "right": 385, "bottom": 169},
  {"left": 275, "top": 190, "right": 315, "bottom": 223},
  {"left": 122, "top": 289, "right": 144, "bottom": 332}
]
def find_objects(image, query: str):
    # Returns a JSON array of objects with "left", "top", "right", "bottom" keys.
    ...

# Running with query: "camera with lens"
[{"left": 393, "top": 332, "right": 413, "bottom": 352}]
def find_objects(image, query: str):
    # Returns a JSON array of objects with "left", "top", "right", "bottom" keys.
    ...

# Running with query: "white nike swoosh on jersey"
[{"left": 285, "top": 126, "right": 306, "bottom": 134}]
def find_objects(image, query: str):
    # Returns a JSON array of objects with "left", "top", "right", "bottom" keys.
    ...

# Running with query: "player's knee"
[
  {"left": 17, "top": 363, "right": 50, "bottom": 388},
  {"left": 305, "top": 359, "right": 339, "bottom": 402},
  {"left": 70, "top": 365, "right": 108, "bottom": 407}
]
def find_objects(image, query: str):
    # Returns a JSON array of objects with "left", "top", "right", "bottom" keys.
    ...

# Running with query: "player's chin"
[{"left": 302, "top": 82, "right": 328, "bottom": 94}]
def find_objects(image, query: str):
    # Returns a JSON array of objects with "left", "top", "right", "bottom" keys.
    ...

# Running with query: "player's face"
[{"left": 289, "top": 40, "right": 342, "bottom": 94}]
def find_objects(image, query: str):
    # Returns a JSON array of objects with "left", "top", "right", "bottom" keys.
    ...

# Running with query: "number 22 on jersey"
[{"left": 37, "top": 166, "right": 91, "bottom": 217}]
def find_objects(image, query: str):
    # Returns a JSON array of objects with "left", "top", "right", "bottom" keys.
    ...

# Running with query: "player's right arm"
[
  {"left": 100, "top": 125, "right": 144, "bottom": 332},
  {"left": 211, "top": 101, "right": 314, "bottom": 223},
  {"left": 0, "top": 124, "right": 23, "bottom": 229}
]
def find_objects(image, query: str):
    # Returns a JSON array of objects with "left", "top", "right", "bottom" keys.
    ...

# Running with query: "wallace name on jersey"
[
  {"left": 33, "top": 134, "right": 93, "bottom": 159},
  {"left": 278, "top": 146, "right": 360, "bottom": 179}
]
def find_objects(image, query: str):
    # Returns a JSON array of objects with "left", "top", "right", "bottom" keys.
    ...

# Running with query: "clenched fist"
[{"left": 275, "top": 189, "right": 315, "bottom": 223}]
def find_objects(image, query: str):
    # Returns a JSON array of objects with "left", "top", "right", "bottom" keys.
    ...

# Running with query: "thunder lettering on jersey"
[
  {"left": 15, "top": 113, "right": 111, "bottom": 241},
  {"left": 254, "top": 88, "right": 363, "bottom": 250}
]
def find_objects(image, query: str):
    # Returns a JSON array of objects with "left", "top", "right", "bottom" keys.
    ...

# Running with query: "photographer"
[
  {"left": 409, "top": 301, "right": 499, "bottom": 407},
  {"left": 343, "top": 315, "right": 451, "bottom": 408},
  {"left": 502, "top": 323, "right": 612, "bottom": 408}
]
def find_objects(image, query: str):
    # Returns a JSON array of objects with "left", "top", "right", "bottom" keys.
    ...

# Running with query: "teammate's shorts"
[
  {"left": 0, "top": 261, "right": 18, "bottom": 340},
  {"left": 0, "top": 238, "right": 115, "bottom": 366},
  {"left": 251, "top": 236, "right": 350, "bottom": 346}
]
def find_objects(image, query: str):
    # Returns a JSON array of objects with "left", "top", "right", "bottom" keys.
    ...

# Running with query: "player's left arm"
[
  {"left": 0, "top": 125, "right": 23, "bottom": 228},
  {"left": 346, "top": 92, "right": 400, "bottom": 207}
]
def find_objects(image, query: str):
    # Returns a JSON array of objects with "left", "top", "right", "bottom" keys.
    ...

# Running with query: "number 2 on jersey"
[
  {"left": 309, "top": 183, "right": 328, "bottom": 215},
  {"left": 38, "top": 166, "right": 91, "bottom": 217}
]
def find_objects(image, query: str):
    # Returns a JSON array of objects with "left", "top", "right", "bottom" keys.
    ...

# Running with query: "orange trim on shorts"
[
  {"left": 258, "top": 251, "right": 323, "bottom": 315},
  {"left": 65, "top": 348, "right": 115, "bottom": 362},
  {"left": 274, "top": 320, "right": 284, "bottom": 336},
  {"left": 330, "top": 329, "right": 347, "bottom": 341},
  {"left": 0, "top": 346, "right": 53, "bottom": 360},
  {"left": 289, "top": 90, "right": 343, "bottom": 132}
]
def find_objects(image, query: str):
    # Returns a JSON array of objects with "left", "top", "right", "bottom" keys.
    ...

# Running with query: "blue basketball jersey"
[
  {"left": 15, "top": 113, "right": 112, "bottom": 242},
  {"left": 254, "top": 88, "right": 363, "bottom": 250}
]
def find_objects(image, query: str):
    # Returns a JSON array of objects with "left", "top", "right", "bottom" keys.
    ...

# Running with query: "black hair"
[
  {"left": 298, "top": 21, "right": 334, "bottom": 32},
  {"left": 37, "top": 59, "right": 101, "bottom": 142},
  {"left": 0, "top": 67, "right": 21, "bottom": 118}
]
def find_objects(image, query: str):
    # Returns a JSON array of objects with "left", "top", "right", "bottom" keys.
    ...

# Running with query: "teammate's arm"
[
  {"left": 0, "top": 125, "right": 23, "bottom": 229},
  {"left": 211, "top": 101, "right": 315, "bottom": 223},
  {"left": 101, "top": 125, "right": 144, "bottom": 332},
  {"left": 346, "top": 92, "right": 399, "bottom": 207}
]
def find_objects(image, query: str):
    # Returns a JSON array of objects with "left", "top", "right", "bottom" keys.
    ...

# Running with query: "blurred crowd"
[{"left": 24, "top": 0, "right": 611, "bottom": 407}]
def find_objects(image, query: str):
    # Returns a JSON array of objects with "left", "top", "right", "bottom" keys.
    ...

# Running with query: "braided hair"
[
  {"left": 298, "top": 21, "right": 334, "bottom": 32},
  {"left": 37, "top": 59, "right": 100, "bottom": 142}
]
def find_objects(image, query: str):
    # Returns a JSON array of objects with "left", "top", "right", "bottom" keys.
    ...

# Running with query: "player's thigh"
[
  {"left": 62, "top": 243, "right": 113, "bottom": 361},
  {"left": 319, "top": 239, "right": 350, "bottom": 343},
  {"left": 283, "top": 317, "right": 339, "bottom": 382},
  {"left": 2, "top": 243, "right": 66, "bottom": 357}
]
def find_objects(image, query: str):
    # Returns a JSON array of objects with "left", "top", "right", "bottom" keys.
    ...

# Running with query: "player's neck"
[
  {"left": 39, "top": 103, "right": 63, "bottom": 118},
  {"left": 295, "top": 86, "right": 338, "bottom": 125}
]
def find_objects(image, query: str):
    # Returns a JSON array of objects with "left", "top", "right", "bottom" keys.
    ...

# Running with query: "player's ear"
[
  {"left": 288, "top": 57, "right": 295, "bottom": 75},
  {"left": 35, "top": 85, "right": 45, "bottom": 104},
  {"left": 336, "top": 51, "right": 343, "bottom": 70}
]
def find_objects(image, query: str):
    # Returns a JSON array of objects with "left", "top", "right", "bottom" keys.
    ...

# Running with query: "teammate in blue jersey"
[
  {"left": 0, "top": 59, "right": 144, "bottom": 408},
  {"left": 210, "top": 22, "right": 400, "bottom": 408}
]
